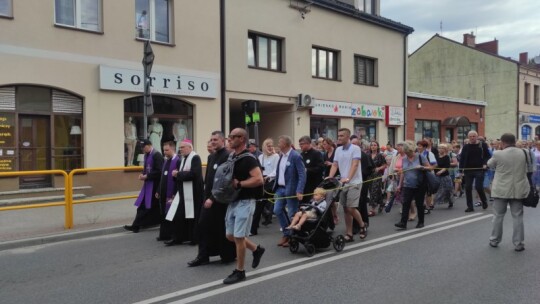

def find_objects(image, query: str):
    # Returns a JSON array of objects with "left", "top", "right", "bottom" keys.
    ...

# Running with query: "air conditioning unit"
[{"left": 297, "top": 94, "right": 314, "bottom": 108}]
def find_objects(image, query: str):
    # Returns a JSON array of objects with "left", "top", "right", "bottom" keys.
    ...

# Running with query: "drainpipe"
[
  {"left": 220, "top": 0, "right": 226, "bottom": 132},
  {"left": 516, "top": 63, "right": 520, "bottom": 138},
  {"left": 403, "top": 34, "right": 408, "bottom": 141}
]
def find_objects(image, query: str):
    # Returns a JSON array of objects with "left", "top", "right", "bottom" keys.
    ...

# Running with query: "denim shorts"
[{"left": 225, "top": 199, "right": 256, "bottom": 238}]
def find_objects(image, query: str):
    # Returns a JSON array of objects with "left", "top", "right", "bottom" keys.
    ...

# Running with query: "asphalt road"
[{"left": 1, "top": 199, "right": 540, "bottom": 304}]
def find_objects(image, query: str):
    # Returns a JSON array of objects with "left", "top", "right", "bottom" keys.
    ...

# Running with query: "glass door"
[{"left": 19, "top": 115, "right": 52, "bottom": 188}]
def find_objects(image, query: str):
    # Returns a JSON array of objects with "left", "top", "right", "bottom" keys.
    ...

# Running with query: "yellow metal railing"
[
  {"left": 1, "top": 164, "right": 207, "bottom": 229},
  {"left": 0, "top": 170, "right": 70, "bottom": 228}
]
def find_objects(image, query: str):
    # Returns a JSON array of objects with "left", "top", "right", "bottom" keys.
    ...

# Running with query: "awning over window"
[{"left": 441, "top": 116, "right": 470, "bottom": 127}]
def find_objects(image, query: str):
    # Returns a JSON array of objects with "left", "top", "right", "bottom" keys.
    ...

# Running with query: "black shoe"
[
  {"left": 223, "top": 269, "right": 246, "bottom": 284},
  {"left": 252, "top": 245, "right": 265, "bottom": 268},
  {"left": 482, "top": 201, "right": 488, "bottom": 209},
  {"left": 515, "top": 244, "right": 525, "bottom": 252},
  {"left": 188, "top": 256, "right": 210, "bottom": 267},
  {"left": 394, "top": 222, "right": 407, "bottom": 230},
  {"left": 164, "top": 240, "right": 181, "bottom": 246},
  {"left": 459, "top": 190, "right": 464, "bottom": 197},
  {"left": 124, "top": 225, "right": 140, "bottom": 233},
  {"left": 156, "top": 237, "right": 170, "bottom": 242},
  {"left": 464, "top": 208, "right": 474, "bottom": 213},
  {"left": 416, "top": 223, "right": 424, "bottom": 229},
  {"left": 424, "top": 209, "right": 431, "bottom": 214},
  {"left": 448, "top": 203, "right": 453, "bottom": 209},
  {"left": 261, "top": 219, "right": 272, "bottom": 226}
]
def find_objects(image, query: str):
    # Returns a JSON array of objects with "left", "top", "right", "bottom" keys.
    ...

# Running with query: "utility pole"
[{"left": 142, "top": 40, "right": 155, "bottom": 138}]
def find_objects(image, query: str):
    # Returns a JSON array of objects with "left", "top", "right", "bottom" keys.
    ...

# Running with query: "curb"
[{"left": 0, "top": 226, "right": 127, "bottom": 251}]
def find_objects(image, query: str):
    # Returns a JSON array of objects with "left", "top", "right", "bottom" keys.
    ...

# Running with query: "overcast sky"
[{"left": 381, "top": 0, "right": 540, "bottom": 61}]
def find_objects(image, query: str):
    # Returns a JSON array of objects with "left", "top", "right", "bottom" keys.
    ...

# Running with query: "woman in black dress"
[{"left": 367, "top": 141, "right": 387, "bottom": 215}]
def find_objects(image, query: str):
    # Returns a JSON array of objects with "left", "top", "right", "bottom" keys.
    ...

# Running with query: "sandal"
[
  {"left": 368, "top": 211, "right": 376, "bottom": 217},
  {"left": 344, "top": 234, "right": 354, "bottom": 242},
  {"left": 359, "top": 225, "right": 367, "bottom": 239}
]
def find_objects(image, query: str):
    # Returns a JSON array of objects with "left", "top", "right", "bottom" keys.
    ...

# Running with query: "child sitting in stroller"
[{"left": 286, "top": 187, "right": 327, "bottom": 231}]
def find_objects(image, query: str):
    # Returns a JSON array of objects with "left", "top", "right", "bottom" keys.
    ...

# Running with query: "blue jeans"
[{"left": 273, "top": 187, "right": 299, "bottom": 237}]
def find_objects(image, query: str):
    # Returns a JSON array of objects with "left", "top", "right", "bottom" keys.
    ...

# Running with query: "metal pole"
[{"left": 143, "top": 65, "right": 148, "bottom": 139}]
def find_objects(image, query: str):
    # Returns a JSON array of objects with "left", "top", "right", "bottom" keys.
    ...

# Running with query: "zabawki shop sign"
[
  {"left": 312, "top": 99, "right": 386, "bottom": 119},
  {"left": 99, "top": 65, "right": 218, "bottom": 99}
]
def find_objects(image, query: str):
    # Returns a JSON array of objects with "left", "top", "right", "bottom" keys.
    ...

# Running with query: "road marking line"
[{"left": 134, "top": 213, "right": 487, "bottom": 304}]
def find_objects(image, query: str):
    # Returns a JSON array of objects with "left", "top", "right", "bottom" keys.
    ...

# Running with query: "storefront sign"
[
  {"left": 311, "top": 99, "right": 351, "bottom": 117},
  {"left": 99, "top": 66, "right": 218, "bottom": 99},
  {"left": 529, "top": 115, "right": 540, "bottom": 124},
  {"left": 0, "top": 114, "right": 14, "bottom": 147},
  {"left": 350, "top": 104, "right": 385, "bottom": 120},
  {"left": 385, "top": 106, "right": 404, "bottom": 126}
]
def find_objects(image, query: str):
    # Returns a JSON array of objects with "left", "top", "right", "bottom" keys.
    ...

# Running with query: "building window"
[
  {"left": 534, "top": 85, "right": 539, "bottom": 106},
  {"left": 248, "top": 32, "right": 283, "bottom": 71},
  {"left": 415, "top": 120, "right": 440, "bottom": 143},
  {"left": 136, "top": 0, "right": 172, "bottom": 43},
  {"left": 310, "top": 117, "right": 338, "bottom": 141},
  {"left": 354, "top": 120, "right": 377, "bottom": 142},
  {"left": 312, "top": 47, "right": 339, "bottom": 80},
  {"left": 0, "top": 0, "right": 12, "bottom": 17},
  {"left": 55, "top": 0, "right": 102, "bottom": 32},
  {"left": 354, "top": 55, "right": 376, "bottom": 86},
  {"left": 124, "top": 96, "right": 193, "bottom": 166},
  {"left": 355, "top": 0, "right": 376, "bottom": 15},
  {"left": 524, "top": 82, "right": 530, "bottom": 105}
]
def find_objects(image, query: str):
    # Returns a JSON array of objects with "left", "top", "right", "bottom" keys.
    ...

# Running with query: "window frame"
[
  {"left": 54, "top": 0, "right": 103, "bottom": 33},
  {"left": 524, "top": 82, "right": 531, "bottom": 105},
  {"left": 414, "top": 120, "right": 440, "bottom": 142},
  {"left": 312, "top": 46, "right": 340, "bottom": 80},
  {"left": 354, "top": 54, "right": 377, "bottom": 86},
  {"left": 0, "top": 0, "right": 13, "bottom": 18},
  {"left": 534, "top": 85, "right": 539, "bottom": 106},
  {"left": 247, "top": 31, "right": 284, "bottom": 72},
  {"left": 135, "top": 0, "right": 174, "bottom": 44}
]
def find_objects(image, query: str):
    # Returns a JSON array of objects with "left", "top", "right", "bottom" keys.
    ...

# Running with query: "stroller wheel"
[
  {"left": 289, "top": 239, "right": 299, "bottom": 253},
  {"left": 333, "top": 235, "right": 346, "bottom": 252},
  {"left": 305, "top": 243, "right": 316, "bottom": 257}
]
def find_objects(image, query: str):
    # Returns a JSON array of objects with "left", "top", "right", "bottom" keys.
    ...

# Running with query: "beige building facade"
[
  {"left": 225, "top": 0, "right": 412, "bottom": 146},
  {"left": 0, "top": 0, "right": 412, "bottom": 191},
  {"left": 518, "top": 55, "right": 540, "bottom": 140}
]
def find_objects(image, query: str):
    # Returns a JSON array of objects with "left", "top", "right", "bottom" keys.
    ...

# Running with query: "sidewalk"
[{"left": 0, "top": 192, "right": 139, "bottom": 250}]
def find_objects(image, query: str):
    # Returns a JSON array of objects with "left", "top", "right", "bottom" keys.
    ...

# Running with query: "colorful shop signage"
[
  {"left": 350, "top": 104, "right": 385, "bottom": 120},
  {"left": 0, "top": 114, "right": 15, "bottom": 171}
]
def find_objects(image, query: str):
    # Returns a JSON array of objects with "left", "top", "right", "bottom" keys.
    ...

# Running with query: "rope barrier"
[{"left": 260, "top": 166, "right": 488, "bottom": 203}]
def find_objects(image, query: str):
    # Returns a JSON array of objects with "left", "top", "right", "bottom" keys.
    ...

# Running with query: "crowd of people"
[{"left": 124, "top": 128, "right": 533, "bottom": 284}]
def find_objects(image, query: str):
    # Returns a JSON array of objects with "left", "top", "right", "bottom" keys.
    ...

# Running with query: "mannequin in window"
[
  {"left": 173, "top": 118, "right": 188, "bottom": 152},
  {"left": 125, "top": 116, "right": 138, "bottom": 166},
  {"left": 148, "top": 117, "right": 163, "bottom": 154}
]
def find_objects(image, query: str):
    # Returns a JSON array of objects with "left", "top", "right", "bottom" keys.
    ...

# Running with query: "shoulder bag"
[{"left": 522, "top": 149, "right": 538, "bottom": 208}]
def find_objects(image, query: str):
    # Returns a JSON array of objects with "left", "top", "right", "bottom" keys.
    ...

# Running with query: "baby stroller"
[{"left": 288, "top": 178, "right": 346, "bottom": 257}]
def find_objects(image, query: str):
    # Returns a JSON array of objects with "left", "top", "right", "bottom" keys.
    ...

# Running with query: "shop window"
[
  {"left": 55, "top": 0, "right": 102, "bottom": 32},
  {"left": 312, "top": 47, "right": 339, "bottom": 80},
  {"left": 135, "top": 0, "right": 172, "bottom": 43},
  {"left": 310, "top": 117, "right": 338, "bottom": 141},
  {"left": 53, "top": 116, "right": 83, "bottom": 171},
  {"left": 124, "top": 95, "right": 193, "bottom": 166},
  {"left": 248, "top": 32, "right": 283, "bottom": 71},
  {"left": 0, "top": 112, "right": 15, "bottom": 172},
  {"left": 415, "top": 120, "right": 440, "bottom": 143},
  {"left": 0, "top": 0, "right": 12, "bottom": 17},
  {"left": 522, "top": 125, "right": 532, "bottom": 141},
  {"left": 354, "top": 120, "right": 377, "bottom": 142},
  {"left": 354, "top": 55, "right": 376, "bottom": 86}
]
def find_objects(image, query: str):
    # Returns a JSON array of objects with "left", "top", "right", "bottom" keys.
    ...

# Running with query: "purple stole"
[
  {"left": 134, "top": 149, "right": 155, "bottom": 209},
  {"left": 164, "top": 155, "right": 180, "bottom": 213}
]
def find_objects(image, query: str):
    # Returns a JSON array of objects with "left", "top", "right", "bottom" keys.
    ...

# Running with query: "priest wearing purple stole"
[
  {"left": 156, "top": 141, "right": 180, "bottom": 241},
  {"left": 165, "top": 139, "right": 204, "bottom": 246},
  {"left": 124, "top": 139, "right": 164, "bottom": 233}
]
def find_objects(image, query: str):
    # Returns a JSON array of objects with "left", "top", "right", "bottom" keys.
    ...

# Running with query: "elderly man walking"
[
  {"left": 487, "top": 133, "right": 529, "bottom": 251},
  {"left": 459, "top": 131, "right": 491, "bottom": 212}
]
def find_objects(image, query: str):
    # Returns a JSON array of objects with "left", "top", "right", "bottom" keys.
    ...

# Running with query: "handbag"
[
  {"left": 418, "top": 155, "right": 440, "bottom": 193},
  {"left": 522, "top": 149, "right": 538, "bottom": 208}
]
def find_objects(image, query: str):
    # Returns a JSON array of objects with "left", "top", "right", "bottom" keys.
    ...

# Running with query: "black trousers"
[
  {"left": 464, "top": 170, "right": 487, "bottom": 208},
  {"left": 399, "top": 186, "right": 426, "bottom": 226},
  {"left": 197, "top": 203, "right": 236, "bottom": 261},
  {"left": 352, "top": 182, "right": 370, "bottom": 233}
]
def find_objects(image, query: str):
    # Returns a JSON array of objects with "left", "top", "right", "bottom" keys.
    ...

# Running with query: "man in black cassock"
[
  {"left": 156, "top": 141, "right": 180, "bottom": 241},
  {"left": 188, "top": 131, "right": 236, "bottom": 266},
  {"left": 164, "top": 139, "right": 203, "bottom": 246},
  {"left": 299, "top": 135, "right": 324, "bottom": 204},
  {"left": 124, "top": 139, "right": 163, "bottom": 233}
]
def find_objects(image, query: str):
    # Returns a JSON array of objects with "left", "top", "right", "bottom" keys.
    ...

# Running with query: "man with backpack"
[{"left": 222, "top": 128, "right": 265, "bottom": 284}]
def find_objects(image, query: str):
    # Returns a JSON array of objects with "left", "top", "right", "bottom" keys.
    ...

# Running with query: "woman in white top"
[{"left": 251, "top": 138, "right": 280, "bottom": 233}]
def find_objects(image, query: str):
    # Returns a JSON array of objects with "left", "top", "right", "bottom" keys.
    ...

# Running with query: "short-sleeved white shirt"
[{"left": 334, "top": 143, "right": 362, "bottom": 184}]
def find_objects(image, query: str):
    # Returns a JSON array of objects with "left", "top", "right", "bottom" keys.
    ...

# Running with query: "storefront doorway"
[{"left": 19, "top": 115, "right": 51, "bottom": 188}]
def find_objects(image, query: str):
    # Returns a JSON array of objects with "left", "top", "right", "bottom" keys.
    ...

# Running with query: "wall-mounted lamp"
[
  {"left": 476, "top": 108, "right": 480, "bottom": 114},
  {"left": 417, "top": 103, "right": 422, "bottom": 109},
  {"left": 70, "top": 125, "right": 82, "bottom": 135}
]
